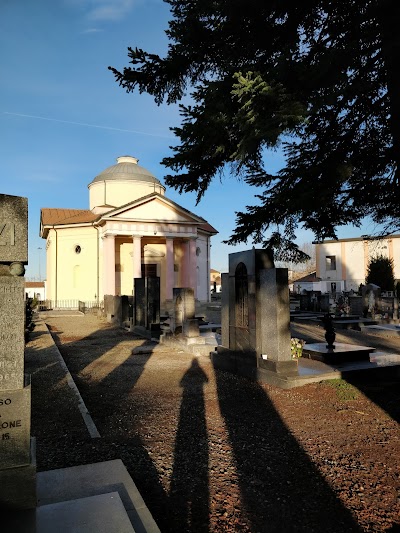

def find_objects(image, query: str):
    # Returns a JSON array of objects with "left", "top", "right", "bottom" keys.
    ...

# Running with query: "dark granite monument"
[
  {"left": 134, "top": 277, "right": 160, "bottom": 330},
  {"left": 213, "top": 248, "right": 298, "bottom": 386},
  {"left": 0, "top": 193, "right": 36, "bottom": 509}
]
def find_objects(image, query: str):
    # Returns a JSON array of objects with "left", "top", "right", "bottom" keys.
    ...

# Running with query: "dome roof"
[{"left": 89, "top": 156, "right": 163, "bottom": 186}]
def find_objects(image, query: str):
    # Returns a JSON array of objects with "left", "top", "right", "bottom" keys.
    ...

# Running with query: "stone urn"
[{"left": 322, "top": 313, "right": 336, "bottom": 349}]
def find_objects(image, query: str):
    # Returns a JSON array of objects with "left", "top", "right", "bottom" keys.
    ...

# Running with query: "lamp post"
[{"left": 38, "top": 247, "right": 42, "bottom": 281}]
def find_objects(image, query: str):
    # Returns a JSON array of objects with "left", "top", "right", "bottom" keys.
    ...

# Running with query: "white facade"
[
  {"left": 40, "top": 156, "right": 217, "bottom": 308},
  {"left": 316, "top": 235, "right": 400, "bottom": 292},
  {"left": 25, "top": 282, "right": 46, "bottom": 301}
]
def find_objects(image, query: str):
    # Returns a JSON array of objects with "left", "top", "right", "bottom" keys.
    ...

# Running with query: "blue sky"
[{"left": 0, "top": 0, "right": 380, "bottom": 280}]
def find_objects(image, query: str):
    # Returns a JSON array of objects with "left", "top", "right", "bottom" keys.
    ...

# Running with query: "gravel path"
[{"left": 26, "top": 315, "right": 400, "bottom": 532}]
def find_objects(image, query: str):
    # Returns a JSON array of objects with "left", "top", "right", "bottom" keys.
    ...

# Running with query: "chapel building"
[{"left": 40, "top": 156, "right": 218, "bottom": 308}]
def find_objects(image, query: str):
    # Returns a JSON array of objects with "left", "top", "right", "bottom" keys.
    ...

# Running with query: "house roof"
[
  {"left": 317, "top": 233, "right": 400, "bottom": 244},
  {"left": 198, "top": 222, "right": 218, "bottom": 235},
  {"left": 41, "top": 208, "right": 98, "bottom": 226},
  {"left": 293, "top": 272, "right": 321, "bottom": 283},
  {"left": 25, "top": 281, "right": 45, "bottom": 288},
  {"left": 40, "top": 194, "right": 218, "bottom": 236}
]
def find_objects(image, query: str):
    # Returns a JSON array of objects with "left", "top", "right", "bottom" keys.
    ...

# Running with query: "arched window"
[{"left": 235, "top": 262, "right": 248, "bottom": 327}]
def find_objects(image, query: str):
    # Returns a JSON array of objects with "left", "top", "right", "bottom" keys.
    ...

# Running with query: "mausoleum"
[{"left": 40, "top": 156, "right": 217, "bottom": 308}]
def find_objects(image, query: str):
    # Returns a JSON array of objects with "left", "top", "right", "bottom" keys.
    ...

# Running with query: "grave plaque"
[
  {"left": 0, "top": 384, "right": 31, "bottom": 469},
  {"left": 0, "top": 277, "right": 25, "bottom": 390}
]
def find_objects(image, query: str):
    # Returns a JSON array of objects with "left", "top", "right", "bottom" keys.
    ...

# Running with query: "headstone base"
[
  {"left": 258, "top": 358, "right": 298, "bottom": 376},
  {"left": 212, "top": 346, "right": 299, "bottom": 387},
  {"left": 0, "top": 437, "right": 37, "bottom": 509}
]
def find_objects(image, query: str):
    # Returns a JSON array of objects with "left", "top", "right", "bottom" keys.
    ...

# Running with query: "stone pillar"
[
  {"left": 220, "top": 273, "right": 229, "bottom": 347},
  {"left": 0, "top": 193, "right": 36, "bottom": 509},
  {"left": 132, "top": 236, "right": 142, "bottom": 294},
  {"left": 166, "top": 237, "right": 174, "bottom": 300},
  {"left": 103, "top": 234, "right": 115, "bottom": 296},
  {"left": 258, "top": 268, "right": 297, "bottom": 374},
  {"left": 189, "top": 239, "right": 197, "bottom": 297},
  {"left": 180, "top": 240, "right": 190, "bottom": 287}
]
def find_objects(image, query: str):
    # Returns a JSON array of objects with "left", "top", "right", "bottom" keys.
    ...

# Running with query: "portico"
[{"left": 40, "top": 155, "right": 217, "bottom": 309}]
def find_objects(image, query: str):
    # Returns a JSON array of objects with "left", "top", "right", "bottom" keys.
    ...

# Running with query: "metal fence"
[
  {"left": 78, "top": 300, "right": 104, "bottom": 314},
  {"left": 38, "top": 299, "right": 104, "bottom": 313}
]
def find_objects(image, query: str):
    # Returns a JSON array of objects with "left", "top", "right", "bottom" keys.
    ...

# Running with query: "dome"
[{"left": 89, "top": 156, "right": 163, "bottom": 186}]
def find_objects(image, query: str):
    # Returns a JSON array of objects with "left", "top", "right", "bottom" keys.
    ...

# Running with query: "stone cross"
[{"left": 0, "top": 193, "right": 36, "bottom": 509}]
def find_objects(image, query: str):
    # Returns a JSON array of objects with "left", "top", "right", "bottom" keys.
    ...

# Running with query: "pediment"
[
  {"left": 130, "top": 247, "right": 165, "bottom": 258},
  {"left": 100, "top": 195, "right": 204, "bottom": 224}
]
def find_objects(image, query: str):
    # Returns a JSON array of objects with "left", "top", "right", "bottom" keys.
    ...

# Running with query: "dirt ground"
[{"left": 26, "top": 315, "right": 400, "bottom": 532}]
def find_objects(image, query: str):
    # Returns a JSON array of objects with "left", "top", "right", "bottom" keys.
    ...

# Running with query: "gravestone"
[
  {"left": 134, "top": 277, "right": 160, "bottom": 330},
  {"left": 214, "top": 248, "right": 298, "bottom": 383},
  {"left": 362, "top": 283, "right": 381, "bottom": 317},
  {"left": 0, "top": 193, "right": 36, "bottom": 509},
  {"left": 170, "top": 287, "right": 196, "bottom": 334}
]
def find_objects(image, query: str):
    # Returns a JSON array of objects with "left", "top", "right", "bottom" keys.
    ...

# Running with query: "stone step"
[
  {"left": 3, "top": 459, "right": 161, "bottom": 533},
  {"left": 37, "top": 492, "right": 135, "bottom": 533},
  {"left": 37, "top": 459, "right": 160, "bottom": 533}
]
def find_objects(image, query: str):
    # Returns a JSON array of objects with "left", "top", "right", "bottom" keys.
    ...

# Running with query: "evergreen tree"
[
  {"left": 365, "top": 255, "right": 395, "bottom": 291},
  {"left": 110, "top": 0, "right": 400, "bottom": 261}
]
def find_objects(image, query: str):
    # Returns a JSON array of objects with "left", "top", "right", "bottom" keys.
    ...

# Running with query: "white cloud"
[
  {"left": 87, "top": 0, "right": 136, "bottom": 22},
  {"left": 81, "top": 27, "right": 103, "bottom": 33}
]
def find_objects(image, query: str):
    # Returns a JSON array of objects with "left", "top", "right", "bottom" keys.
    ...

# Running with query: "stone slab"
[
  {"left": 212, "top": 349, "right": 400, "bottom": 388},
  {"left": 0, "top": 438, "right": 36, "bottom": 509},
  {"left": 0, "top": 193, "right": 28, "bottom": 264},
  {"left": 182, "top": 318, "right": 200, "bottom": 337},
  {"left": 361, "top": 324, "right": 400, "bottom": 336},
  {"left": 0, "top": 384, "right": 32, "bottom": 468},
  {"left": 36, "top": 492, "right": 135, "bottom": 533},
  {"left": 0, "top": 276, "right": 25, "bottom": 390},
  {"left": 37, "top": 459, "right": 161, "bottom": 533},
  {"left": 303, "top": 342, "right": 375, "bottom": 364}
]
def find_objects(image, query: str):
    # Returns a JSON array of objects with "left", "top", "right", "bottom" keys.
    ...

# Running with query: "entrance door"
[{"left": 142, "top": 263, "right": 157, "bottom": 278}]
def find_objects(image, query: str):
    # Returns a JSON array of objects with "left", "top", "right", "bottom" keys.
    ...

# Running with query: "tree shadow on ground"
[
  {"left": 30, "top": 318, "right": 170, "bottom": 529},
  {"left": 291, "top": 323, "right": 400, "bottom": 423},
  {"left": 344, "top": 374, "right": 400, "bottom": 423},
  {"left": 215, "top": 368, "right": 362, "bottom": 532},
  {"left": 169, "top": 358, "right": 209, "bottom": 533}
]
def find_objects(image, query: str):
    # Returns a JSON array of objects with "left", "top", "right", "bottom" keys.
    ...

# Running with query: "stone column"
[
  {"left": 132, "top": 235, "right": 142, "bottom": 281},
  {"left": 220, "top": 273, "right": 229, "bottom": 347},
  {"left": 258, "top": 268, "right": 297, "bottom": 375},
  {"left": 180, "top": 240, "right": 190, "bottom": 287},
  {"left": 166, "top": 237, "right": 174, "bottom": 300},
  {"left": 189, "top": 239, "right": 197, "bottom": 298},
  {"left": 0, "top": 193, "right": 36, "bottom": 509},
  {"left": 103, "top": 234, "right": 115, "bottom": 296}
]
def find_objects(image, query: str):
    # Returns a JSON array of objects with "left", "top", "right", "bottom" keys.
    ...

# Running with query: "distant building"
[
  {"left": 25, "top": 281, "right": 46, "bottom": 300},
  {"left": 291, "top": 272, "right": 321, "bottom": 294},
  {"left": 315, "top": 235, "right": 400, "bottom": 293},
  {"left": 40, "top": 156, "right": 217, "bottom": 308},
  {"left": 210, "top": 268, "right": 221, "bottom": 292}
]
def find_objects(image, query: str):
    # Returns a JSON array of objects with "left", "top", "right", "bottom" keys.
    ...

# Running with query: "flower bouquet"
[{"left": 291, "top": 337, "right": 305, "bottom": 359}]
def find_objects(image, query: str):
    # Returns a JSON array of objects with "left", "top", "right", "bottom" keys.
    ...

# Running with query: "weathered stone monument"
[
  {"left": 0, "top": 193, "right": 36, "bottom": 508},
  {"left": 212, "top": 248, "right": 298, "bottom": 386},
  {"left": 170, "top": 287, "right": 196, "bottom": 334},
  {"left": 362, "top": 283, "right": 381, "bottom": 317},
  {"left": 134, "top": 276, "right": 160, "bottom": 331},
  {"left": 159, "top": 287, "right": 218, "bottom": 355}
]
